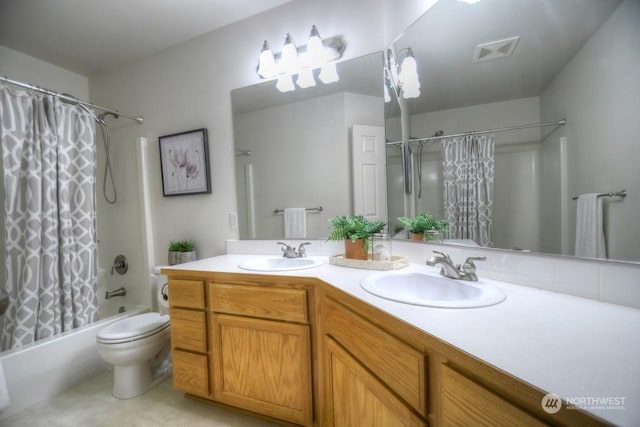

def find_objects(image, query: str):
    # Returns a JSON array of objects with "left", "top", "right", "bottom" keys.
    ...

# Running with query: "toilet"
[{"left": 96, "top": 267, "right": 171, "bottom": 399}]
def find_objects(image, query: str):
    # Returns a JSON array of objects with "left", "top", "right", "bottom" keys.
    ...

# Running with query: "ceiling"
[
  {"left": 391, "top": 0, "right": 621, "bottom": 116},
  {"left": 0, "top": 0, "right": 294, "bottom": 76}
]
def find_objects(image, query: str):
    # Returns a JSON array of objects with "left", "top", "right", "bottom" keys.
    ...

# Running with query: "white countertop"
[{"left": 166, "top": 255, "right": 640, "bottom": 426}]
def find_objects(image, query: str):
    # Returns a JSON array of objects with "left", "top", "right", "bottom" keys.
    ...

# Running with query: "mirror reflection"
[
  {"left": 233, "top": 53, "right": 383, "bottom": 239},
  {"left": 385, "top": 0, "right": 639, "bottom": 262}
]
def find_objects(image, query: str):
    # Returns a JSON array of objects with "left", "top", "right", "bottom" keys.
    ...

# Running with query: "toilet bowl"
[
  {"left": 97, "top": 312, "right": 170, "bottom": 398},
  {"left": 96, "top": 267, "right": 171, "bottom": 399}
]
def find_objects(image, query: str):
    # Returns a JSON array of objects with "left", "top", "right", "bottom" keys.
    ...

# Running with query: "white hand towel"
[
  {"left": 0, "top": 360, "right": 10, "bottom": 412},
  {"left": 284, "top": 208, "right": 307, "bottom": 239},
  {"left": 575, "top": 193, "right": 607, "bottom": 259}
]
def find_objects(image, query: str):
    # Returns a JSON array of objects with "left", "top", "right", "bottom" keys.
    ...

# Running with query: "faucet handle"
[
  {"left": 297, "top": 242, "right": 311, "bottom": 257},
  {"left": 277, "top": 241, "right": 292, "bottom": 251},
  {"left": 461, "top": 256, "right": 486, "bottom": 273},
  {"left": 432, "top": 250, "right": 453, "bottom": 263}
]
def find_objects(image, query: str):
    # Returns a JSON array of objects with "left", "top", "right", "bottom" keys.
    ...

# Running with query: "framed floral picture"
[{"left": 159, "top": 128, "right": 211, "bottom": 196}]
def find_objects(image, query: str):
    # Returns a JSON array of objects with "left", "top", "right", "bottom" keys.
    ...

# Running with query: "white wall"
[
  {"left": 234, "top": 91, "right": 383, "bottom": 239},
  {"left": 540, "top": 0, "right": 640, "bottom": 261},
  {"left": 88, "top": 0, "right": 389, "bottom": 306},
  {"left": 234, "top": 93, "right": 350, "bottom": 238},
  {"left": 0, "top": 45, "right": 89, "bottom": 98}
]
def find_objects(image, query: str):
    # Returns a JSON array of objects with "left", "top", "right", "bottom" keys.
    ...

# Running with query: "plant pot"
[
  {"left": 409, "top": 232, "right": 424, "bottom": 241},
  {"left": 179, "top": 251, "right": 197, "bottom": 264},
  {"left": 344, "top": 239, "right": 368, "bottom": 260},
  {"left": 168, "top": 251, "right": 180, "bottom": 266},
  {"left": 425, "top": 230, "right": 443, "bottom": 242}
]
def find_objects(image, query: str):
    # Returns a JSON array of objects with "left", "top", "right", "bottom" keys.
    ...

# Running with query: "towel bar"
[
  {"left": 274, "top": 206, "right": 323, "bottom": 214},
  {"left": 572, "top": 190, "right": 626, "bottom": 200}
]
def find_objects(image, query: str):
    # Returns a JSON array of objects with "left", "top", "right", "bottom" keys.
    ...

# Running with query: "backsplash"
[{"left": 226, "top": 239, "right": 640, "bottom": 310}]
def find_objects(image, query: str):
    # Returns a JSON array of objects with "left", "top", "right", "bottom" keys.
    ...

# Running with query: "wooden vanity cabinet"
[
  {"left": 167, "top": 273, "right": 314, "bottom": 426},
  {"left": 320, "top": 295, "right": 428, "bottom": 426},
  {"left": 440, "top": 364, "right": 547, "bottom": 427},
  {"left": 209, "top": 282, "right": 313, "bottom": 426},
  {"left": 166, "top": 270, "right": 608, "bottom": 427}
]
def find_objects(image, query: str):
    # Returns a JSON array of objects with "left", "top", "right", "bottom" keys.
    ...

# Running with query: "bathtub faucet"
[{"left": 105, "top": 287, "right": 127, "bottom": 299}]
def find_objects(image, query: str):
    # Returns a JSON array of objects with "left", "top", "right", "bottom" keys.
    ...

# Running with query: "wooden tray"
[{"left": 329, "top": 254, "right": 409, "bottom": 271}]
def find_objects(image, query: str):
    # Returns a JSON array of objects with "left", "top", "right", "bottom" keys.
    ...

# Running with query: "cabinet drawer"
[
  {"left": 170, "top": 308, "right": 206, "bottom": 352},
  {"left": 173, "top": 349, "right": 209, "bottom": 397},
  {"left": 209, "top": 283, "right": 308, "bottom": 323},
  {"left": 441, "top": 364, "right": 547, "bottom": 427},
  {"left": 168, "top": 279, "right": 205, "bottom": 309},
  {"left": 323, "top": 297, "right": 427, "bottom": 417}
]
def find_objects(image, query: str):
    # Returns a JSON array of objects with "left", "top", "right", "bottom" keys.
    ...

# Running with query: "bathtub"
[{"left": 0, "top": 304, "right": 150, "bottom": 420}]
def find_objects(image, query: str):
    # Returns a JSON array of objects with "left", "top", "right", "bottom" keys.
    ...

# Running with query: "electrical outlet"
[{"left": 229, "top": 211, "right": 238, "bottom": 229}]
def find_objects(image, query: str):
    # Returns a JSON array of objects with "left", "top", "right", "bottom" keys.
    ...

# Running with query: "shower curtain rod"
[
  {"left": 386, "top": 119, "right": 566, "bottom": 146},
  {"left": 0, "top": 75, "right": 144, "bottom": 124}
]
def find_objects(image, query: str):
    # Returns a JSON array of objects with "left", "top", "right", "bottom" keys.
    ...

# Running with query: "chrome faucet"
[
  {"left": 105, "top": 286, "right": 126, "bottom": 299},
  {"left": 277, "top": 241, "right": 311, "bottom": 258},
  {"left": 426, "top": 250, "right": 486, "bottom": 281}
]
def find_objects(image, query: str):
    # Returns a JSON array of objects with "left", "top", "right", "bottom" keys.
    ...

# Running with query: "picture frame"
[{"left": 158, "top": 128, "right": 211, "bottom": 196}]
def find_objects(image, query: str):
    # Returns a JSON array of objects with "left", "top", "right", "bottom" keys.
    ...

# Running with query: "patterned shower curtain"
[
  {"left": 0, "top": 87, "right": 99, "bottom": 351},
  {"left": 441, "top": 134, "right": 495, "bottom": 247}
]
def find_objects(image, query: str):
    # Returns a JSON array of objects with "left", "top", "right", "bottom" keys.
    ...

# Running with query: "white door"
[{"left": 352, "top": 125, "right": 387, "bottom": 221}]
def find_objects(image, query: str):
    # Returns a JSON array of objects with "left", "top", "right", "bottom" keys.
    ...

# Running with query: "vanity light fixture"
[
  {"left": 257, "top": 25, "right": 345, "bottom": 93},
  {"left": 276, "top": 74, "right": 295, "bottom": 93},
  {"left": 385, "top": 47, "right": 421, "bottom": 101}
]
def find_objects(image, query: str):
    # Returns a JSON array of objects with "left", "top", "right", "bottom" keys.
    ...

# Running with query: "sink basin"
[
  {"left": 360, "top": 271, "right": 506, "bottom": 308},
  {"left": 238, "top": 256, "right": 324, "bottom": 272}
]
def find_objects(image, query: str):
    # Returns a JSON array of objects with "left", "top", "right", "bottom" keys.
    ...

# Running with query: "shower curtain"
[
  {"left": 0, "top": 87, "right": 99, "bottom": 351},
  {"left": 441, "top": 134, "right": 495, "bottom": 247}
]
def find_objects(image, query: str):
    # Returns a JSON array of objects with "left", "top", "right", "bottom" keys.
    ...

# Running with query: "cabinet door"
[
  {"left": 173, "top": 349, "right": 209, "bottom": 397},
  {"left": 325, "top": 337, "right": 426, "bottom": 427},
  {"left": 441, "top": 364, "right": 547, "bottom": 427},
  {"left": 211, "top": 314, "right": 313, "bottom": 426}
]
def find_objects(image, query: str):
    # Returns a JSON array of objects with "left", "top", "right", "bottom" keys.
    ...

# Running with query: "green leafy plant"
[
  {"left": 327, "top": 215, "right": 387, "bottom": 253},
  {"left": 397, "top": 213, "right": 447, "bottom": 235},
  {"left": 168, "top": 239, "right": 195, "bottom": 252}
]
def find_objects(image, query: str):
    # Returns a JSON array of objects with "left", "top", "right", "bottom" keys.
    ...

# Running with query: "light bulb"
[
  {"left": 276, "top": 74, "right": 295, "bottom": 93},
  {"left": 402, "top": 81, "right": 421, "bottom": 99},
  {"left": 280, "top": 33, "right": 299, "bottom": 75},
  {"left": 257, "top": 40, "right": 277, "bottom": 79},
  {"left": 319, "top": 62, "right": 339, "bottom": 84},
  {"left": 306, "top": 25, "right": 325, "bottom": 69},
  {"left": 296, "top": 68, "right": 316, "bottom": 88},
  {"left": 398, "top": 49, "right": 419, "bottom": 87}
]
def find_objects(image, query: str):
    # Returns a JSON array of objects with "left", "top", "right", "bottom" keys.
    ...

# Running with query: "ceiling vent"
[{"left": 473, "top": 36, "right": 520, "bottom": 62}]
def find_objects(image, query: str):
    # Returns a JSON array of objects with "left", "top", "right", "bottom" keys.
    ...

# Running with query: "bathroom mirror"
[
  {"left": 232, "top": 52, "right": 384, "bottom": 239},
  {"left": 386, "top": 0, "right": 639, "bottom": 262}
]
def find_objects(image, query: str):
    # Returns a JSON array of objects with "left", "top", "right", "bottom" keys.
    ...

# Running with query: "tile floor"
[{"left": 2, "top": 370, "right": 279, "bottom": 426}]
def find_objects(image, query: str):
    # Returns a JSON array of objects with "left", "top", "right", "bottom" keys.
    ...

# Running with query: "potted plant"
[
  {"left": 397, "top": 213, "right": 447, "bottom": 241},
  {"left": 168, "top": 240, "right": 197, "bottom": 265},
  {"left": 328, "top": 215, "right": 387, "bottom": 260}
]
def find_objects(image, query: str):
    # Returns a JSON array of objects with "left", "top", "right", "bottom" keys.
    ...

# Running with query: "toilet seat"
[{"left": 97, "top": 312, "right": 170, "bottom": 344}]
